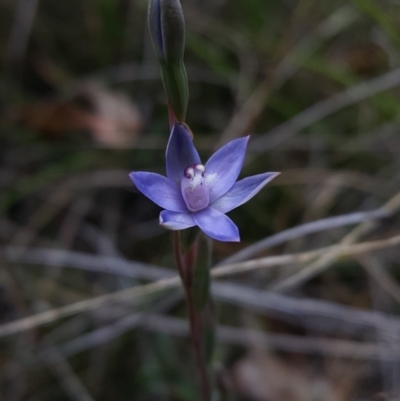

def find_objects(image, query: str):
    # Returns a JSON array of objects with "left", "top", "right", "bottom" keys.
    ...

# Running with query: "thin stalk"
[
  {"left": 172, "top": 230, "right": 185, "bottom": 281},
  {"left": 172, "top": 231, "right": 211, "bottom": 401}
]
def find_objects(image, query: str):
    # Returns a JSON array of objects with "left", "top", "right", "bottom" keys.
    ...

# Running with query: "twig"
[
  {"left": 270, "top": 192, "right": 400, "bottom": 292},
  {"left": 1, "top": 233, "right": 400, "bottom": 338},
  {"left": 0, "top": 276, "right": 179, "bottom": 338},
  {"left": 211, "top": 234, "right": 400, "bottom": 278},
  {"left": 142, "top": 315, "right": 400, "bottom": 361},
  {"left": 57, "top": 314, "right": 400, "bottom": 361},
  {"left": 4, "top": 245, "right": 173, "bottom": 280},
  {"left": 213, "top": 281, "right": 400, "bottom": 337},
  {"left": 218, "top": 207, "right": 389, "bottom": 266},
  {"left": 7, "top": 205, "right": 390, "bottom": 273}
]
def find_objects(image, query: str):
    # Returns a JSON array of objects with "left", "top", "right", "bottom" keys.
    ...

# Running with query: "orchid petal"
[
  {"left": 193, "top": 208, "right": 240, "bottom": 242},
  {"left": 205, "top": 136, "right": 249, "bottom": 202},
  {"left": 211, "top": 172, "right": 280, "bottom": 213},
  {"left": 130, "top": 172, "right": 187, "bottom": 213},
  {"left": 159, "top": 210, "right": 195, "bottom": 230},
  {"left": 166, "top": 123, "right": 201, "bottom": 184}
]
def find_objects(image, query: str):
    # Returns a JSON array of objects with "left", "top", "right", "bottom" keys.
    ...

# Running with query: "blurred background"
[{"left": 1, "top": 0, "right": 400, "bottom": 400}]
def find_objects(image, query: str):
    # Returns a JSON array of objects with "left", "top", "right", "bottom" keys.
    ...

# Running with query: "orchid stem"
[
  {"left": 167, "top": 102, "right": 176, "bottom": 131},
  {"left": 172, "top": 231, "right": 211, "bottom": 401}
]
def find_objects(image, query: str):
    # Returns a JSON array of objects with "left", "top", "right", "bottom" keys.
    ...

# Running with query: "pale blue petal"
[
  {"left": 205, "top": 136, "right": 249, "bottom": 202},
  {"left": 159, "top": 210, "right": 195, "bottom": 230},
  {"left": 193, "top": 208, "right": 240, "bottom": 242},
  {"left": 130, "top": 172, "right": 187, "bottom": 213},
  {"left": 166, "top": 123, "right": 201, "bottom": 184},
  {"left": 211, "top": 172, "right": 280, "bottom": 213}
]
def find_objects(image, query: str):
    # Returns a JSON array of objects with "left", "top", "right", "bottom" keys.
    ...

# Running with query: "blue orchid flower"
[{"left": 130, "top": 123, "right": 279, "bottom": 242}]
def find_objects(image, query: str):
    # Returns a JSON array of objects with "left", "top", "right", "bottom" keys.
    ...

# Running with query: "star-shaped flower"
[{"left": 129, "top": 123, "right": 279, "bottom": 242}]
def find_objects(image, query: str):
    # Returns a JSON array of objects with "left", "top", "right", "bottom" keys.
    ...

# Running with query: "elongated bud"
[
  {"left": 148, "top": 0, "right": 184, "bottom": 62},
  {"left": 148, "top": 0, "right": 188, "bottom": 122}
]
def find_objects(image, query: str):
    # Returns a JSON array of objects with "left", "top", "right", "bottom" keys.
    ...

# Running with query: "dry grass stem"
[
  {"left": 53, "top": 314, "right": 400, "bottom": 361},
  {"left": 270, "top": 191, "right": 400, "bottom": 292},
  {"left": 1, "top": 233, "right": 400, "bottom": 338}
]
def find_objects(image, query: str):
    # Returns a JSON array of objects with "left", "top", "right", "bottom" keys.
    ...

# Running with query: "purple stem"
[{"left": 172, "top": 231, "right": 211, "bottom": 401}]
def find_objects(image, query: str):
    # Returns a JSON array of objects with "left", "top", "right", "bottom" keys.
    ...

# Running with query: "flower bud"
[
  {"left": 148, "top": 0, "right": 188, "bottom": 122},
  {"left": 148, "top": 0, "right": 185, "bottom": 62}
]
